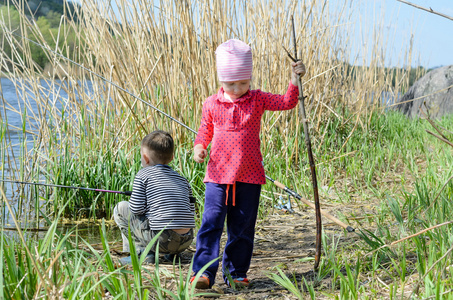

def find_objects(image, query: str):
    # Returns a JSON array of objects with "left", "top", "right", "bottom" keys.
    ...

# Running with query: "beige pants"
[{"left": 113, "top": 201, "right": 194, "bottom": 254}]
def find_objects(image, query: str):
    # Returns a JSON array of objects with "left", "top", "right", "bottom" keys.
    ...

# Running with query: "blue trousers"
[{"left": 192, "top": 182, "right": 261, "bottom": 286}]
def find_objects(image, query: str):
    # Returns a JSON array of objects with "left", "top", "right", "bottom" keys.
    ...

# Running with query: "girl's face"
[{"left": 221, "top": 79, "right": 251, "bottom": 100}]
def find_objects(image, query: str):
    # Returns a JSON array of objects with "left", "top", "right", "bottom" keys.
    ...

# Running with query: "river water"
[
  {"left": 1, "top": 77, "right": 58, "bottom": 228},
  {"left": 1, "top": 77, "right": 80, "bottom": 194},
  {"left": 0, "top": 77, "right": 122, "bottom": 243}
]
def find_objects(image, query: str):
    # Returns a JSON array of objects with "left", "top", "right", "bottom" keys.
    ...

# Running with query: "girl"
[{"left": 191, "top": 39, "right": 306, "bottom": 289}]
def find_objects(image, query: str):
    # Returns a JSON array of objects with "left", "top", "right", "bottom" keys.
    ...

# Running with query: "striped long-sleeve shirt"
[{"left": 129, "top": 164, "right": 195, "bottom": 230}]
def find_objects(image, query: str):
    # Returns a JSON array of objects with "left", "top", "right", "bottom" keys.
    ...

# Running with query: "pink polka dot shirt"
[{"left": 194, "top": 82, "right": 299, "bottom": 185}]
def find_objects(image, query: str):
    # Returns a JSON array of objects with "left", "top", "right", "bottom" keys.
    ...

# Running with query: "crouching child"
[{"left": 113, "top": 130, "right": 195, "bottom": 265}]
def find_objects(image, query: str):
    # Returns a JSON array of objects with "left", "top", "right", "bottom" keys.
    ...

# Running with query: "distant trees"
[
  {"left": 0, "top": 5, "right": 21, "bottom": 67},
  {"left": 0, "top": 0, "right": 81, "bottom": 72},
  {"left": 0, "top": 0, "right": 80, "bottom": 20},
  {"left": 343, "top": 62, "right": 426, "bottom": 91}
]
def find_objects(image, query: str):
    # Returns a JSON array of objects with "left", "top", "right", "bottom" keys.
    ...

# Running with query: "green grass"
[
  {"left": 0, "top": 211, "right": 216, "bottom": 299},
  {"left": 264, "top": 112, "right": 453, "bottom": 299}
]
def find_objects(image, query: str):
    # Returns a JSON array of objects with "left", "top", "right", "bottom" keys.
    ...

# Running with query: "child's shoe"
[
  {"left": 227, "top": 277, "right": 249, "bottom": 289},
  {"left": 118, "top": 256, "right": 133, "bottom": 265},
  {"left": 119, "top": 252, "right": 155, "bottom": 265},
  {"left": 190, "top": 273, "right": 210, "bottom": 289},
  {"left": 163, "top": 252, "right": 191, "bottom": 264},
  {"left": 142, "top": 253, "right": 156, "bottom": 264}
]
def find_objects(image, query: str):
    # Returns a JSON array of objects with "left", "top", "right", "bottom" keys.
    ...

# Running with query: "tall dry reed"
[{"left": 0, "top": 0, "right": 420, "bottom": 214}]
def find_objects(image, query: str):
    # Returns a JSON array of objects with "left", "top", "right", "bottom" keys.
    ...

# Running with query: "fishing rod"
[
  {"left": 9, "top": 30, "right": 352, "bottom": 230},
  {"left": 1, "top": 180, "right": 200, "bottom": 203},
  {"left": 267, "top": 176, "right": 354, "bottom": 232},
  {"left": 0, "top": 179, "right": 132, "bottom": 196}
]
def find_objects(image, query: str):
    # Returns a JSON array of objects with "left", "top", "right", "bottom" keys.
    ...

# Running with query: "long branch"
[
  {"left": 426, "top": 130, "right": 453, "bottom": 148},
  {"left": 397, "top": 0, "right": 453, "bottom": 21}
]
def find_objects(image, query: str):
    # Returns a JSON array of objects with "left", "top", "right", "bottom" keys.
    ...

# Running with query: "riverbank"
[{"left": 2, "top": 110, "right": 452, "bottom": 298}]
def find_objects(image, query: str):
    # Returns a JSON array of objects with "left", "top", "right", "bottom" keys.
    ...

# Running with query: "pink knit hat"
[{"left": 215, "top": 39, "right": 253, "bottom": 82}]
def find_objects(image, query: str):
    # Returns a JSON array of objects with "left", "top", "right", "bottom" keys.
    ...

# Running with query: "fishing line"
[{"left": 0, "top": 179, "right": 132, "bottom": 195}]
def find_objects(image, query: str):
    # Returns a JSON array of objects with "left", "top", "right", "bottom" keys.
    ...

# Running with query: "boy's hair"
[{"left": 142, "top": 130, "right": 174, "bottom": 163}]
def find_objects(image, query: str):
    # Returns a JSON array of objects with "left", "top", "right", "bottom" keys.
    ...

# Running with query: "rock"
[{"left": 395, "top": 65, "right": 453, "bottom": 119}]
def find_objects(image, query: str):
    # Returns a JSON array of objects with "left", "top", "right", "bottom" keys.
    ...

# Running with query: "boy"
[{"left": 114, "top": 130, "right": 195, "bottom": 265}]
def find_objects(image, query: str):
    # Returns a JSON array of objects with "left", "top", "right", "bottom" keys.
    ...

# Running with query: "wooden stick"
[
  {"left": 420, "top": 105, "right": 451, "bottom": 141},
  {"left": 366, "top": 220, "right": 453, "bottom": 259},
  {"left": 426, "top": 130, "right": 453, "bottom": 148},
  {"left": 390, "top": 220, "right": 453, "bottom": 246},
  {"left": 291, "top": 15, "right": 322, "bottom": 270},
  {"left": 397, "top": 0, "right": 453, "bottom": 21}
]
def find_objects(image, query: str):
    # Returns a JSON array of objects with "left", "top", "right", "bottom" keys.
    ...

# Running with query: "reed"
[{"left": 0, "top": 0, "right": 420, "bottom": 217}]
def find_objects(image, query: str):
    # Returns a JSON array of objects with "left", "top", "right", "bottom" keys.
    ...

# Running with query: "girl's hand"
[
  {"left": 291, "top": 61, "right": 306, "bottom": 86},
  {"left": 193, "top": 144, "right": 208, "bottom": 163}
]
